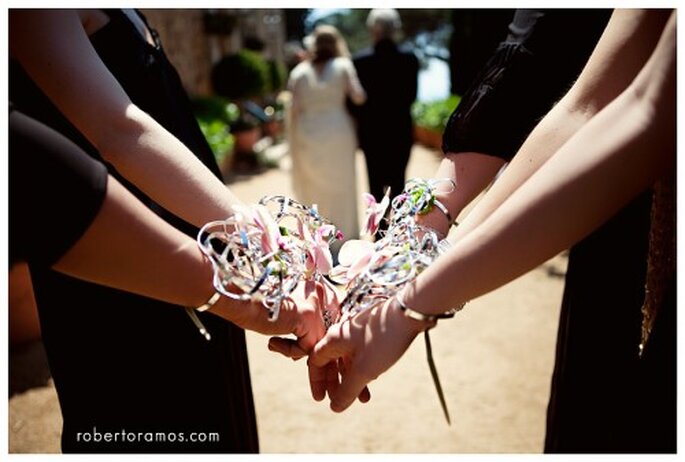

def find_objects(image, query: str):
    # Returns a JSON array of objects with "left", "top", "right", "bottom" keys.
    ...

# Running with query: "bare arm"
[
  {"left": 53, "top": 175, "right": 327, "bottom": 347},
  {"left": 421, "top": 9, "right": 671, "bottom": 238},
  {"left": 405, "top": 10, "right": 676, "bottom": 315},
  {"left": 418, "top": 152, "right": 506, "bottom": 236},
  {"left": 9, "top": 10, "right": 242, "bottom": 227},
  {"left": 446, "top": 9, "right": 671, "bottom": 240},
  {"left": 343, "top": 58, "right": 367, "bottom": 105},
  {"left": 53, "top": 176, "right": 213, "bottom": 307}
]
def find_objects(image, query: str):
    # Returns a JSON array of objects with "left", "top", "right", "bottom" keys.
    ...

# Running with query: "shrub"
[
  {"left": 267, "top": 59, "right": 288, "bottom": 94},
  {"left": 411, "top": 94, "right": 461, "bottom": 133},
  {"left": 211, "top": 50, "right": 271, "bottom": 100},
  {"left": 192, "top": 96, "right": 240, "bottom": 125},
  {"left": 197, "top": 118, "right": 234, "bottom": 165},
  {"left": 193, "top": 96, "right": 238, "bottom": 165}
]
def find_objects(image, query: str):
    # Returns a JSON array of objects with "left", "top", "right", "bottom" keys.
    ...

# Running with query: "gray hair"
[{"left": 366, "top": 9, "right": 402, "bottom": 39}]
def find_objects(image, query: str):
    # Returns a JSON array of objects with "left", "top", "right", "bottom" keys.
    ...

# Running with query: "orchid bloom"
[
  {"left": 329, "top": 239, "right": 399, "bottom": 285},
  {"left": 312, "top": 225, "right": 336, "bottom": 274},
  {"left": 251, "top": 204, "right": 282, "bottom": 255},
  {"left": 361, "top": 191, "right": 390, "bottom": 238},
  {"left": 299, "top": 220, "right": 336, "bottom": 277},
  {"left": 329, "top": 239, "right": 374, "bottom": 284}
]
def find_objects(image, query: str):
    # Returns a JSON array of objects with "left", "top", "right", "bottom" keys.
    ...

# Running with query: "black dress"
[
  {"left": 442, "top": 9, "right": 612, "bottom": 160},
  {"left": 443, "top": 10, "right": 675, "bottom": 453},
  {"left": 9, "top": 10, "right": 258, "bottom": 453}
]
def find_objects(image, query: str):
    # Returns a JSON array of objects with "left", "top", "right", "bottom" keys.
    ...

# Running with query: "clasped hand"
[
  {"left": 208, "top": 280, "right": 332, "bottom": 356},
  {"left": 210, "top": 275, "right": 429, "bottom": 413},
  {"left": 268, "top": 293, "right": 429, "bottom": 413}
]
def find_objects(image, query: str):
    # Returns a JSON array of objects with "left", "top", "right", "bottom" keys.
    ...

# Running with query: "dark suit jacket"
[{"left": 351, "top": 38, "right": 419, "bottom": 150}]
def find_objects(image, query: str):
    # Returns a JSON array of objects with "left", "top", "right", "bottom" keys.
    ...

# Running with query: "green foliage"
[
  {"left": 267, "top": 59, "right": 288, "bottom": 93},
  {"left": 192, "top": 96, "right": 240, "bottom": 125},
  {"left": 316, "top": 9, "right": 371, "bottom": 53},
  {"left": 193, "top": 96, "right": 237, "bottom": 165},
  {"left": 411, "top": 94, "right": 461, "bottom": 133},
  {"left": 212, "top": 50, "right": 271, "bottom": 100},
  {"left": 197, "top": 118, "right": 234, "bottom": 165}
]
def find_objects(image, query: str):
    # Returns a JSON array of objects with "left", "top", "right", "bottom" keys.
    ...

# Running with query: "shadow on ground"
[{"left": 9, "top": 341, "right": 52, "bottom": 398}]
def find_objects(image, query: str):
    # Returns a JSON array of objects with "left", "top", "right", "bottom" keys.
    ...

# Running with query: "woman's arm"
[
  {"left": 11, "top": 102, "right": 327, "bottom": 348},
  {"left": 421, "top": 9, "right": 671, "bottom": 238},
  {"left": 409, "top": 15, "right": 675, "bottom": 312},
  {"left": 9, "top": 9, "right": 242, "bottom": 226},
  {"left": 53, "top": 174, "right": 327, "bottom": 347},
  {"left": 418, "top": 153, "right": 506, "bottom": 236},
  {"left": 445, "top": 9, "right": 672, "bottom": 239},
  {"left": 343, "top": 58, "right": 367, "bottom": 105}
]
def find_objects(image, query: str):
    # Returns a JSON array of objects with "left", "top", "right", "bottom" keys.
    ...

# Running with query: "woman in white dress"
[{"left": 287, "top": 25, "right": 366, "bottom": 254}]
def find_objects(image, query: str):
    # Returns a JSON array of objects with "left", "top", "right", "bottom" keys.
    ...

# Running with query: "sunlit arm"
[
  {"left": 404, "top": 12, "right": 675, "bottom": 314},
  {"left": 422, "top": 9, "right": 671, "bottom": 238},
  {"left": 9, "top": 10, "right": 242, "bottom": 227}
]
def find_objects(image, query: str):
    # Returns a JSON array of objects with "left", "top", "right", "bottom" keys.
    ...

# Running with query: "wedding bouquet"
[{"left": 194, "top": 179, "right": 458, "bottom": 422}]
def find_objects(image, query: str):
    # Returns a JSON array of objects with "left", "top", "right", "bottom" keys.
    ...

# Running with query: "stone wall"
[
  {"left": 141, "top": 9, "right": 212, "bottom": 96},
  {"left": 140, "top": 9, "right": 287, "bottom": 98}
]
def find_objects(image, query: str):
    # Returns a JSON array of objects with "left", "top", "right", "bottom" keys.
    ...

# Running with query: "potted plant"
[
  {"left": 193, "top": 96, "right": 238, "bottom": 174},
  {"left": 211, "top": 50, "right": 271, "bottom": 171},
  {"left": 211, "top": 50, "right": 270, "bottom": 101},
  {"left": 261, "top": 60, "right": 288, "bottom": 139},
  {"left": 411, "top": 95, "right": 461, "bottom": 149}
]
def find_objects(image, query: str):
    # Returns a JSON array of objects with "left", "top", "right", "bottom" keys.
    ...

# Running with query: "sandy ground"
[{"left": 8, "top": 144, "right": 567, "bottom": 453}]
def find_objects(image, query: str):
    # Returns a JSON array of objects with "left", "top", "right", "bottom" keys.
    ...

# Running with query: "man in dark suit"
[{"left": 351, "top": 9, "right": 420, "bottom": 203}]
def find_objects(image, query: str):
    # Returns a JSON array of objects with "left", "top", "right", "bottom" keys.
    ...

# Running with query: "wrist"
[
  {"left": 416, "top": 208, "right": 449, "bottom": 238},
  {"left": 396, "top": 289, "right": 464, "bottom": 321},
  {"left": 205, "top": 287, "right": 249, "bottom": 322},
  {"left": 193, "top": 291, "right": 221, "bottom": 312},
  {"left": 386, "top": 297, "right": 435, "bottom": 336},
  {"left": 416, "top": 191, "right": 456, "bottom": 237},
  {"left": 185, "top": 289, "right": 222, "bottom": 342}
]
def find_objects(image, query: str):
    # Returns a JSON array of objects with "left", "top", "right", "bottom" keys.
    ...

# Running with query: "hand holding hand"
[
  {"left": 208, "top": 280, "right": 332, "bottom": 357},
  {"left": 266, "top": 279, "right": 340, "bottom": 359},
  {"left": 307, "top": 298, "right": 430, "bottom": 412}
]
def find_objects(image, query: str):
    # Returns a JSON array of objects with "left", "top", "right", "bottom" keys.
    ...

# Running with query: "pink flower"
[
  {"left": 330, "top": 239, "right": 402, "bottom": 285},
  {"left": 329, "top": 239, "right": 374, "bottom": 284},
  {"left": 300, "top": 222, "right": 336, "bottom": 277},
  {"left": 361, "top": 191, "right": 390, "bottom": 237},
  {"left": 251, "top": 204, "right": 281, "bottom": 255},
  {"left": 276, "top": 235, "right": 294, "bottom": 251}
]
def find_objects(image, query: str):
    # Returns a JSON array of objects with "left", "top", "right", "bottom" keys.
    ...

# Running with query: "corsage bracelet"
[
  {"left": 185, "top": 291, "right": 221, "bottom": 341},
  {"left": 430, "top": 195, "right": 454, "bottom": 227},
  {"left": 187, "top": 194, "right": 343, "bottom": 338},
  {"left": 396, "top": 292, "right": 465, "bottom": 323},
  {"left": 190, "top": 178, "right": 465, "bottom": 424}
]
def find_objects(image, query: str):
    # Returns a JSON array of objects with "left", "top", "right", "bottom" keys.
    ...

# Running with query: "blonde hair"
[{"left": 311, "top": 24, "right": 350, "bottom": 63}]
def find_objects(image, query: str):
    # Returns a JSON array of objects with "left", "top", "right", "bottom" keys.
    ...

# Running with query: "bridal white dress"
[{"left": 287, "top": 57, "right": 366, "bottom": 247}]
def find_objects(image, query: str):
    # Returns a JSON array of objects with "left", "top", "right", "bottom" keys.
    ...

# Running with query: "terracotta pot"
[
  {"left": 413, "top": 125, "right": 443, "bottom": 150},
  {"left": 232, "top": 127, "right": 261, "bottom": 153},
  {"left": 262, "top": 120, "right": 283, "bottom": 138}
]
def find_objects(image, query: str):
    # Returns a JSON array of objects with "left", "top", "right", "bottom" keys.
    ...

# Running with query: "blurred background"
[{"left": 139, "top": 8, "right": 513, "bottom": 175}]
